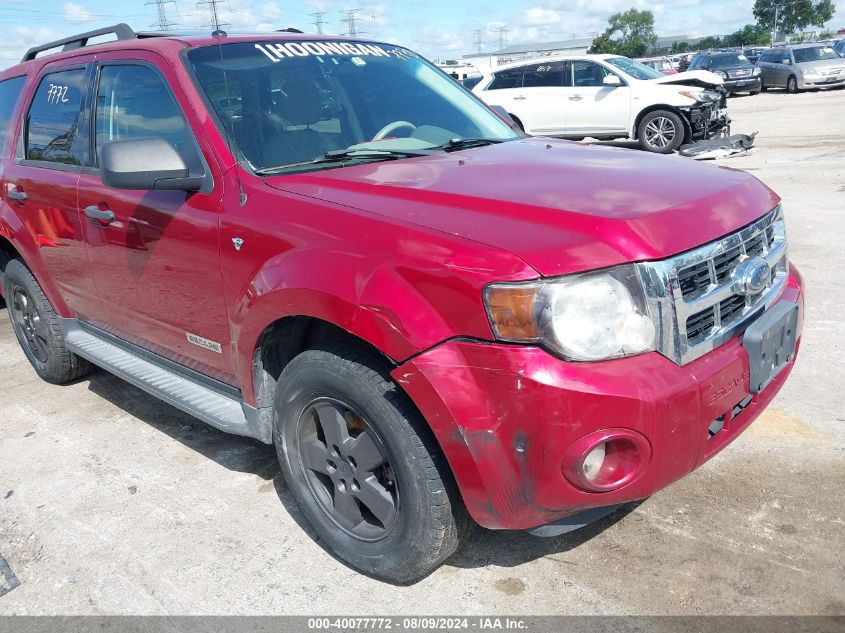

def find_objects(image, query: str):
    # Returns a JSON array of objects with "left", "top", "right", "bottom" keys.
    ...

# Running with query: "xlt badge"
[{"left": 186, "top": 332, "right": 223, "bottom": 354}]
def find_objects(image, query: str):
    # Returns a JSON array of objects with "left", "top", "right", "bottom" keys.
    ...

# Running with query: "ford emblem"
[{"left": 733, "top": 257, "right": 771, "bottom": 296}]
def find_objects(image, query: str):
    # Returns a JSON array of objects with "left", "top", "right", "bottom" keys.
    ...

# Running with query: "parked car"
[
  {"left": 461, "top": 75, "right": 483, "bottom": 90},
  {"left": 758, "top": 44, "right": 845, "bottom": 92},
  {"left": 678, "top": 52, "right": 697, "bottom": 72},
  {"left": 0, "top": 25, "right": 803, "bottom": 583},
  {"left": 636, "top": 56, "right": 678, "bottom": 75},
  {"left": 687, "top": 52, "right": 762, "bottom": 94},
  {"left": 832, "top": 39, "right": 845, "bottom": 57},
  {"left": 472, "top": 54, "right": 729, "bottom": 153},
  {"left": 742, "top": 47, "right": 767, "bottom": 64}
]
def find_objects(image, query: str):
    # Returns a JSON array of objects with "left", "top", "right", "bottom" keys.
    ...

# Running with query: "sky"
[{"left": 0, "top": 0, "right": 841, "bottom": 69}]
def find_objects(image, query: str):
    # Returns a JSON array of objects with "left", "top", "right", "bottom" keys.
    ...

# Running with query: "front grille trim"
[{"left": 639, "top": 205, "right": 788, "bottom": 365}]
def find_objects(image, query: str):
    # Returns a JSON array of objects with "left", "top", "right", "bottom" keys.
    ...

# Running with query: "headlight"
[
  {"left": 714, "top": 70, "right": 727, "bottom": 78},
  {"left": 752, "top": 67, "right": 761, "bottom": 76},
  {"left": 802, "top": 67, "right": 818, "bottom": 76},
  {"left": 483, "top": 265, "right": 657, "bottom": 361}
]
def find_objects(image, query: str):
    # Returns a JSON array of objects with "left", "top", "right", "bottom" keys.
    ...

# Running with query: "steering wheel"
[{"left": 372, "top": 120, "right": 416, "bottom": 141}]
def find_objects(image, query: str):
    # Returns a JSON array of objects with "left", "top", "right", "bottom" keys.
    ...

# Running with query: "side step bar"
[{"left": 62, "top": 320, "right": 271, "bottom": 443}]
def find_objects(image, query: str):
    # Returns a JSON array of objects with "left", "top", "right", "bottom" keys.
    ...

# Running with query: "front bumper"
[
  {"left": 685, "top": 96, "right": 730, "bottom": 141},
  {"left": 723, "top": 76, "right": 762, "bottom": 92},
  {"left": 393, "top": 267, "right": 803, "bottom": 530},
  {"left": 798, "top": 75, "right": 845, "bottom": 89}
]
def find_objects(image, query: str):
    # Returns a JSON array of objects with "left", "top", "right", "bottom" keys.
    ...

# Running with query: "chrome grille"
[{"left": 639, "top": 206, "right": 789, "bottom": 365}]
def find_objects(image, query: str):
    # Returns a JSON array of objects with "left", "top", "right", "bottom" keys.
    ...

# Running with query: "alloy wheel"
[
  {"left": 10, "top": 287, "right": 49, "bottom": 364},
  {"left": 296, "top": 397, "right": 399, "bottom": 541},
  {"left": 644, "top": 116, "right": 677, "bottom": 149}
]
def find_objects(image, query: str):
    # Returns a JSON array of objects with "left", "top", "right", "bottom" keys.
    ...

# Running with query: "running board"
[{"left": 62, "top": 320, "right": 271, "bottom": 443}]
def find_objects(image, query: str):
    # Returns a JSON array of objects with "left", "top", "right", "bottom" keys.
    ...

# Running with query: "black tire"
[
  {"left": 637, "top": 110, "right": 684, "bottom": 154},
  {"left": 273, "top": 341, "right": 470, "bottom": 583},
  {"left": 760, "top": 83, "right": 768, "bottom": 92},
  {"left": 787, "top": 75, "right": 798, "bottom": 93},
  {"left": 3, "top": 259, "right": 91, "bottom": 384}
]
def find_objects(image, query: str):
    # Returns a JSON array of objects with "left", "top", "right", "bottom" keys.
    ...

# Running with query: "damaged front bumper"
[
  {"left": 682, "top": 90, "right": 730, "bottom": 141},
  {"left": 392, "top": 269, "right": 803, "bottom": 532}
]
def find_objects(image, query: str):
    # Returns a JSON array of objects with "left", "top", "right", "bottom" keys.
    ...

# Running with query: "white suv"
[{"left": 472, "top": 54, "right": 729, "bottom": 153}]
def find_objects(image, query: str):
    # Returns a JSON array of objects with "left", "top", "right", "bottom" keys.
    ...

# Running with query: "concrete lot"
[{"left": 1, "top": 89, "right": 844, "bottom": 615}]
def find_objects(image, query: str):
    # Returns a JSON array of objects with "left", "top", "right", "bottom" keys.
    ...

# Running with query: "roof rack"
[{"left": 21, "top": 23, "right": 162, "bottom": 63}]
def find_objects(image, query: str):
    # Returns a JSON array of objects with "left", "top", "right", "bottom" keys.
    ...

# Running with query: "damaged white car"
[{"left": 472, "top": 54, "right": 730, "bottom": 153}]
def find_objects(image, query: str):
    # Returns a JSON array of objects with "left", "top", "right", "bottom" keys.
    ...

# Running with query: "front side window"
[
  {"left": 794, "top": 46, "right": 840, "bottom": 63},
  {"left": 94, "top": 64, "right": 192, "bottom": 165},
  {"left": 0, "top": 75, "right": 26, "bottom": 154},
  {"left": 571, "top": 60, "right": 613, "bottom": 87},
  {"left": 521, "top": 61, "right": 567, "bottom": 88},
  {"left": 488, "top": 67, "right": 524, "bottom": 90},
  {"left": 26, "top": 67, "right": 87, "bottom": 166},
  {"left": 187, "top": 41, "right": 517, "bottom": 174}
]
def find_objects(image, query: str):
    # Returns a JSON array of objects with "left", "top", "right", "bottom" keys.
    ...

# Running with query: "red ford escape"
[{"left": 0, "top": 25, "right": 803, "bottom": 583}]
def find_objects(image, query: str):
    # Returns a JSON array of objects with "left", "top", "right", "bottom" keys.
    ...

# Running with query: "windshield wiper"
[
  {"left": 255, "top": 148, "right": 437, "bottom": 176},
  {"left": 438, "top": 137, "right": 509, "bottom": 152}
]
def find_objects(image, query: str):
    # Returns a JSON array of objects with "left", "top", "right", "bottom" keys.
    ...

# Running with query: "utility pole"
[
  {"left": 146, "top": 0, "right": 177, "bottom": 31},
  {"left": 197, "top": 0, "right": 230, "bottom": 33},
  {"left": 310, "top": 12, "right": 327, "bottom": 35},
  {"left": 339, "top": 9, "right": 362, "bottom": 37},
  {"left": 771, "top": 4, "right": 779, "bottom": 44},
  {"left": 473, "top": 29, "right": 483, "bottom": 53}
]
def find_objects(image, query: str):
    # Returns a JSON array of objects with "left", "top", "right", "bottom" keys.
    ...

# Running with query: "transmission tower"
[
  {"left": 493, "top": 26, "right": 509, "bottom": 50},
  {"left": 146, "top": 0, "right": 177, "bottom": 30},
  {"left": 473, "top": 29, "right": 484, "bottom": 53},
  {"left": 339, "top": 9, "right": 362, "bottom": 37},
  {"left": 197, "top": 0, "right": 230, "bottom": 32},
  {"left": 310, "top": 12, "right": 327, "bottom": 34}
]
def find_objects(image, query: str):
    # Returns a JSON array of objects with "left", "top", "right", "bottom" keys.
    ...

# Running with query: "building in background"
[{"left": 462, "top": 37, "right": 593, "bottom": 69}]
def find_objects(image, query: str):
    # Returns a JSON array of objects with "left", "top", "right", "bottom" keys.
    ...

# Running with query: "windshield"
[
  {"left": 606, "top": 57, "right": 664, "bottom": 80},
  {"left": 186, "top": 41, "right": 517, "bottom": 174},
  {"left": 711, "top": 53, "right": 752, "bottom": 68},
  {"left": 793, "top": 46, "right": 840, "bottom": 63}
]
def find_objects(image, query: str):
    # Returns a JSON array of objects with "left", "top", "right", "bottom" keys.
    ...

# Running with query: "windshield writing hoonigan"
[{"left": 186, "top": 40, "right": 517, "bottom": 174}]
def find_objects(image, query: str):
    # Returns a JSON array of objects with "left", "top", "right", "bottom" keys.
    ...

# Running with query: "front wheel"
[
  {"left": 637, "top": 110, "right": 684, "bottom": 153},
  {"left": 273, "top": 342, "right": 469, "bottom": 583},
  {"left": 787, "top": 75, "right": 798, "bottom": 93}
]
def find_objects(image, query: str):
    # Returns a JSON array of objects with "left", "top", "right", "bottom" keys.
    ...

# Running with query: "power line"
[
  {"left": 310, "top": 11, "right": 327, "bottom": 35},
  {"left": 196, "top": 0, "right": 230, "bottom": 32},
  {"left": 473, "top": 29, "right": 484, "bottom": 53},
  {"left": 339, "top": 9, "right": 363, "bottom": 37},
  {"left": 146, "top": 0, "right": 177, "bottom": 31}
]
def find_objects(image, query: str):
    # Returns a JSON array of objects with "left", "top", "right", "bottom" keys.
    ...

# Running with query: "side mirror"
[
  {"left": 781, "top": 58, "right": 791, "bottom": 65},
  {"left": 603, "top": 74, "right": 622, "bottom": 87},
  {"left": 101, "top": 137, "right": 204, "bottom": 191}
]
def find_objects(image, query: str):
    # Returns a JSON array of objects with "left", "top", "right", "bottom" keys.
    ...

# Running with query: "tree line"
[{"left": 589, "top": 1, "right": 837, "bottom": 57}]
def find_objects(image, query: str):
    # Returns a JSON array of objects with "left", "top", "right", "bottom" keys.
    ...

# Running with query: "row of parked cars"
[{"left": 640, "top": 42, "right": 845, "bottom": 95}]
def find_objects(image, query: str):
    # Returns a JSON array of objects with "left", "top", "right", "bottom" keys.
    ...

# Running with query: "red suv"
[{"left": 0, "top": 25, "right": 803, "bottom": 583}]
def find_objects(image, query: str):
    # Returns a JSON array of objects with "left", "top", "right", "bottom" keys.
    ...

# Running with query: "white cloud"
[{"left": 63, "top": 2, "right": 93, "bottom": 24}]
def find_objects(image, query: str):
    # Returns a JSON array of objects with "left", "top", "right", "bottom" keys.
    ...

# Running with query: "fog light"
[
  {"left": 582, "top": 443, "right": 606, "bottom": 481},
  {"left": 562, "top": 429, "right": 651, "bottom": 493}
]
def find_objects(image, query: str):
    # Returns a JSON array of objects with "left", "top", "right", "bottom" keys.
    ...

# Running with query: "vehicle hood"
[
  {"left": 797, "top": 58, "right": 845, "bottom": 71},
  {"left": 650, "top": 70, "right": 724, "bottom": 88},
  {"left": 264, "top": 138, "right": 780, "bottom": 278}
]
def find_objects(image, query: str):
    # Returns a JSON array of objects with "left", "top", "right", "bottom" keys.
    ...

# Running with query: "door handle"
[
  {"left": 513, "top": 95, "right": 526, "bottom": 101},
  {"left": 569, "top": 95, "right": 583, "bottom": 101},
  {"left": 84, "top": 204, "right": 115, "bottom": 225},
  {"left": 7, "top": 187, "right": 27, "bottom": 202}
]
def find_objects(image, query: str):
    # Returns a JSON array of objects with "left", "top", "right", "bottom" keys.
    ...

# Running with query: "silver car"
[{"left": 757, "top": 44, "right": 845, "bottom": 92}]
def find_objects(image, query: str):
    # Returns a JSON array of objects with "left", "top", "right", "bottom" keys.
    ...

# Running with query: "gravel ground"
[{"left": 0, "top": 88, "right": 843, "bottom": 616}]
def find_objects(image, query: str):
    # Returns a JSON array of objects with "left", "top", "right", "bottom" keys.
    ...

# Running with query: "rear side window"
[
  {"left": 94, "top": 64, "right": 192, "bottom": 165},
  {"left": 487, "top": 68, "right": 523, "bottom": 90},
  {"left": 25, "top": 67, "right": 87, "bottom": 166},
  {"left": 522, "top": 62, "right": 567, "bottom": 88},
  {"left": 0, "top": 76, "right": 26, "bottom": 155}
]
